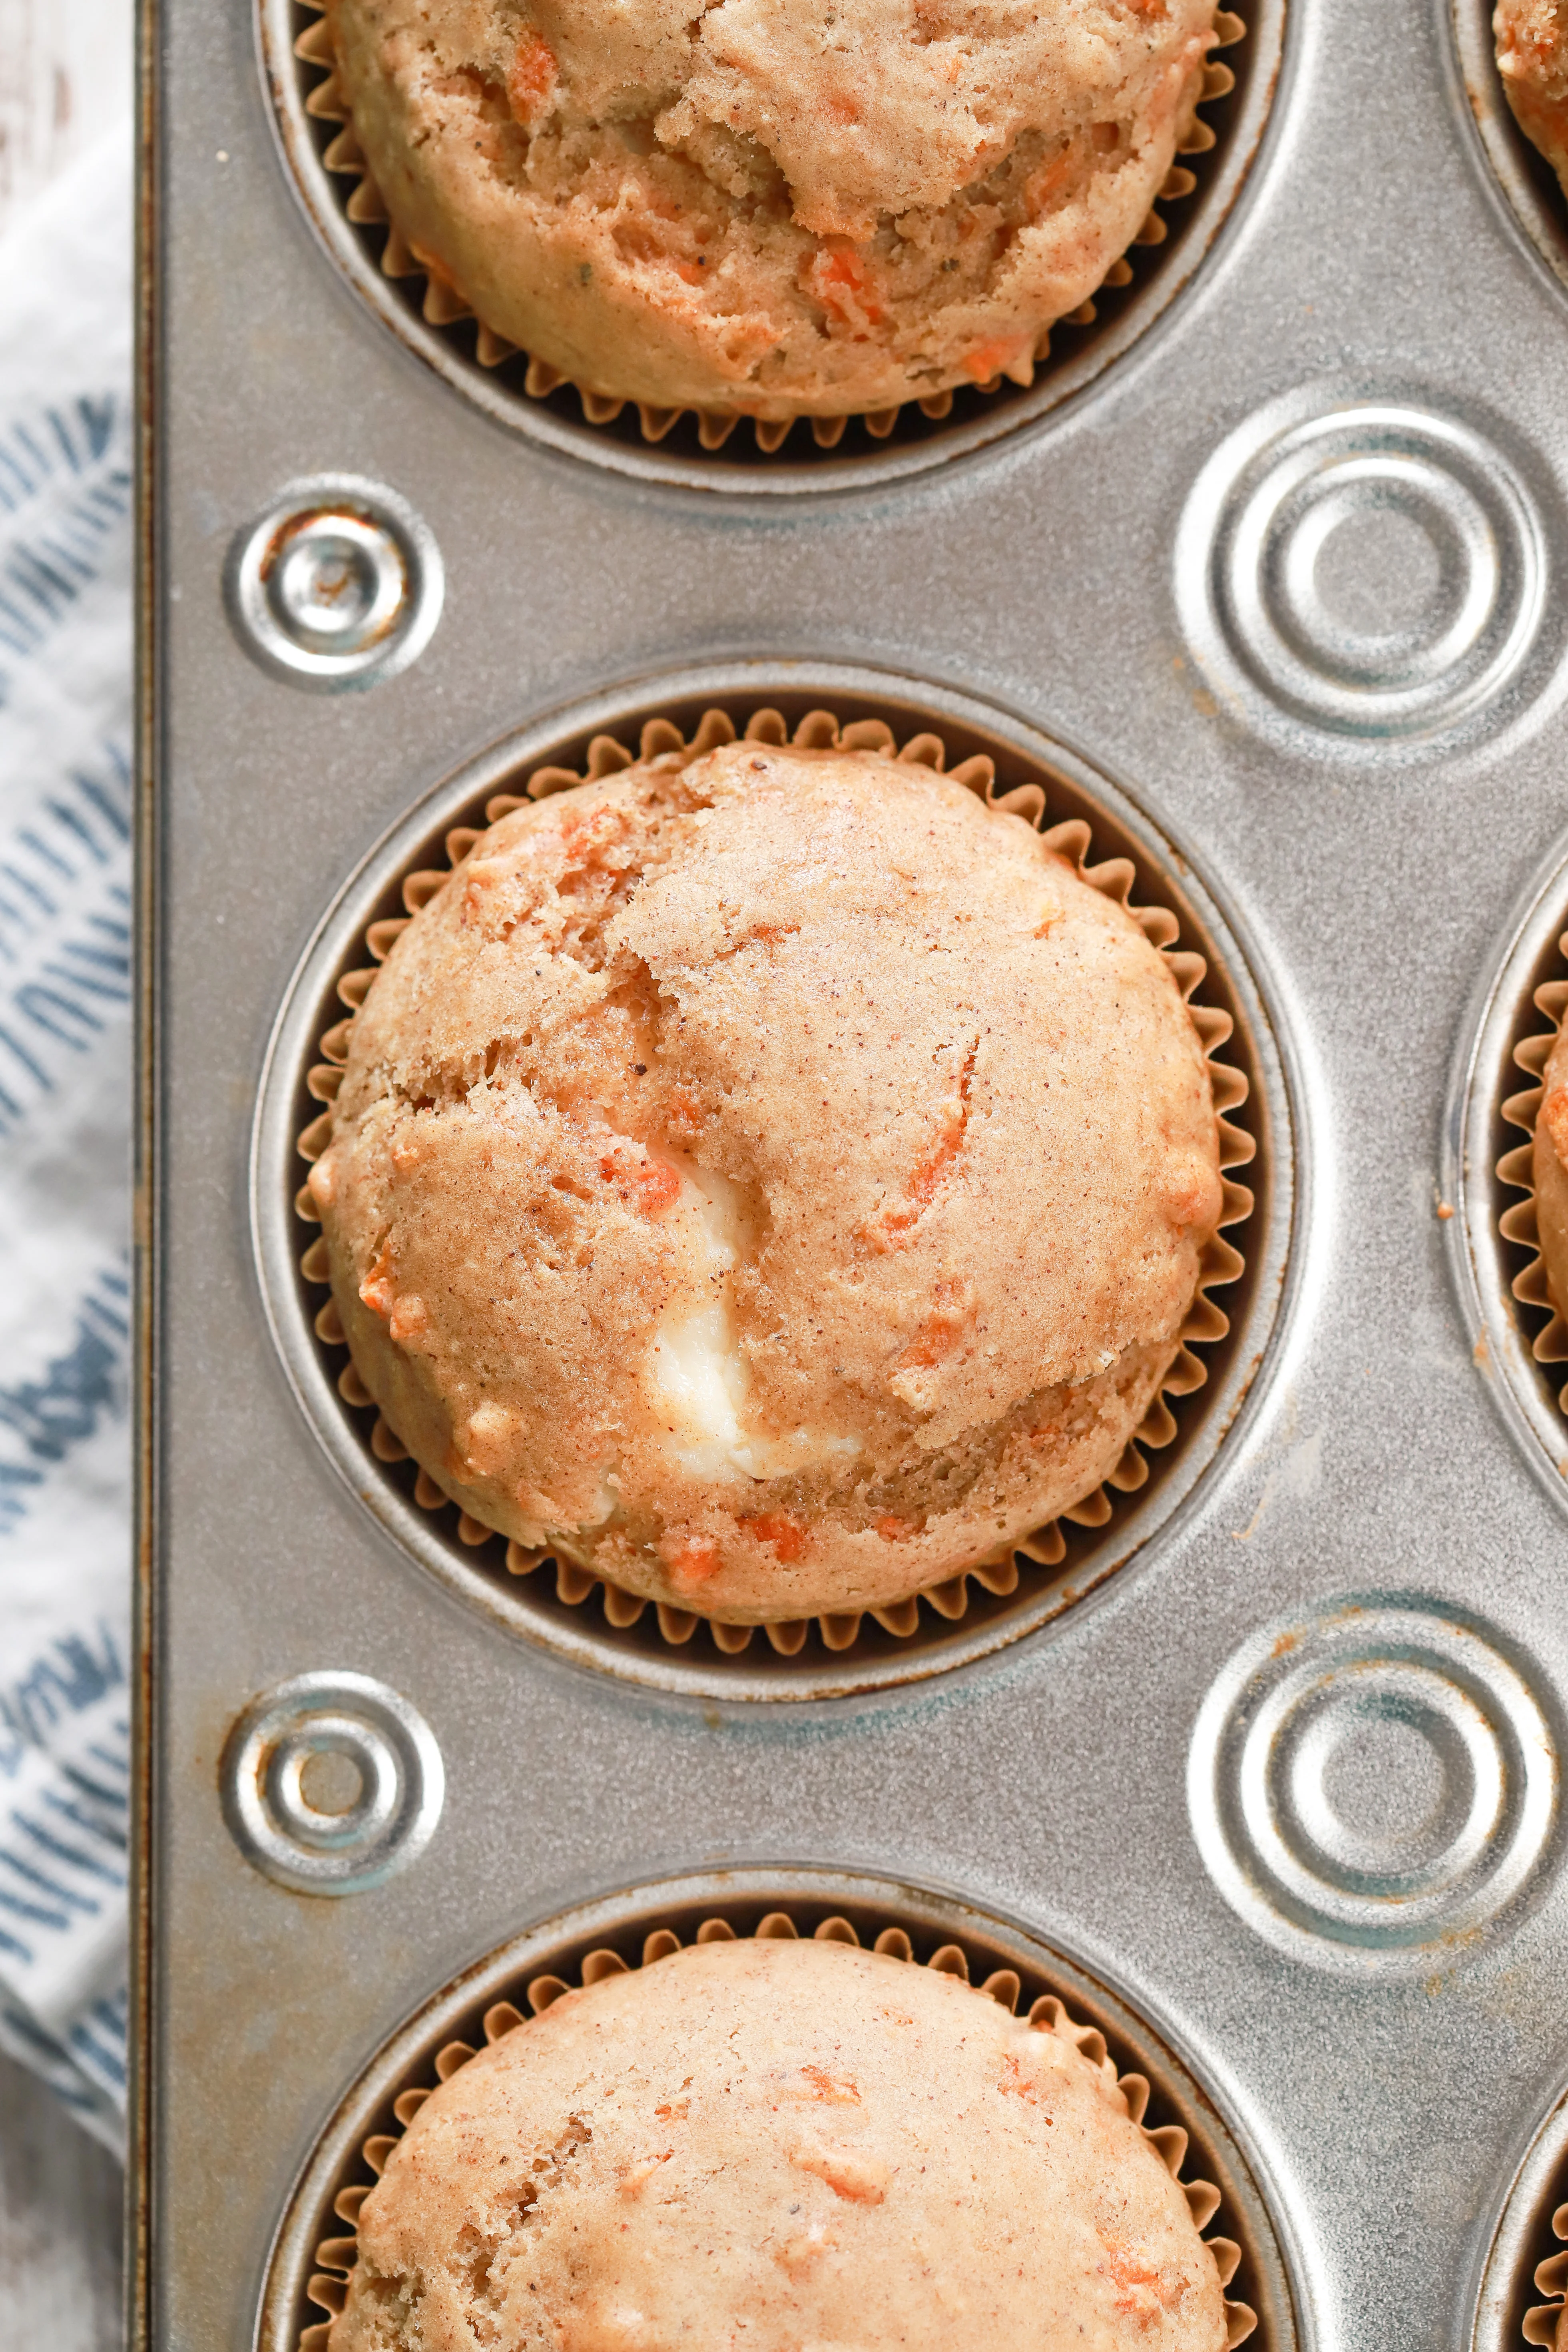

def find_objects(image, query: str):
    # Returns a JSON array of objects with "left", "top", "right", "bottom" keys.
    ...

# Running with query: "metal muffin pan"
[{"left": 139, "top": 0, "right": 1568, "bottom": 2348}]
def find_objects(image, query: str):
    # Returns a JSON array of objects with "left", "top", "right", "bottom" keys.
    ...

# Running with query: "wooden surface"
[
  {"left": 0, "top": 1, "right": 132, "bottom": 2345},
  {"left": 0, "top": 2053, "right": 123, "bottom": 2345}
]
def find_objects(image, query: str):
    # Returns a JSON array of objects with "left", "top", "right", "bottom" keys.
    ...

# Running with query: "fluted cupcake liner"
[
  {"left": 1493, "top": 926, "right": 1568, "bottom": 1407},
  {"left": 291, "top": 698, "right": 1257, "bottom": 1660},
  {"left": 294, "top": 1899, "right": 1258, "bottom": 2352},
  {"left": 1524, "top": 2185, "right": 1568, "bottom": 2349},
  {"left": 287, "top": 4, "right": 1249, "bottom": 460}
]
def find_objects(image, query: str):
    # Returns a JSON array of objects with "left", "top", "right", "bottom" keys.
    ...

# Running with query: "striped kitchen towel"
[{"left": 0, "top": 122, "right": 133, "bottom": 2153}]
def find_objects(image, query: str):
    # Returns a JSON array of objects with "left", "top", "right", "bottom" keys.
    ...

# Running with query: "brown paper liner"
[
  {"left": 294, "top": 1900, "right": 1259, "bottom": 2352},
  {"left": 292, "top": 701, "right": 1256, "bottom": 1656},
  {"left": 1524, "top": 2187, "right": 1568, "bottom": 2349},
  {"left": 1493, "top": 927, "right": 1568, "bottom": 1404},
  {"left": 289, "top": 6, "right": 1249, "bottom": 459}
]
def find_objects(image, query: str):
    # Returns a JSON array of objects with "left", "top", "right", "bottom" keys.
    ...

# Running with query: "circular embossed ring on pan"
[
  {"left": 249, "top": 662, "right": 1294, "bottom": 1702},
  {"left": 1188, "top": 1595, "right": 1559, "bottom": 1975},
  {"left": 1176, "top": 395, "right": 1549, "bottom": 749},
  {"left": 253, "top": 1869, "right": 1298, "bottom": 2352},
  {"left": 257, "top": 0, "right": 1283, "bottom": 490},
  {"left": 221, "top": 1670, "right": 445, "bottom": 1895},
  {"left": 226, "top": 475, "right": 444, "bottom": 692}
]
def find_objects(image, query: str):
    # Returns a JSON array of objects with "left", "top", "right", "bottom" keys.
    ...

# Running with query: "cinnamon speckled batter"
[
  {"left": 329, "top": 1936, "right": 1229, "bottom": 2352},
  {"left": 1497, "top": 2, "right": 1568, "bottom": 195},
  {"left": 324, "top": 0, "right": 1218, "bottom": 417},
  {"left": 310, "top": 741, "right": 1222, "bottom": 1623}
]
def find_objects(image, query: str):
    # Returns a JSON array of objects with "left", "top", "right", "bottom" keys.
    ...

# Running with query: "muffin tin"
[{"left": 140, "top": 0, "right": 1568, "bottom": 2348}]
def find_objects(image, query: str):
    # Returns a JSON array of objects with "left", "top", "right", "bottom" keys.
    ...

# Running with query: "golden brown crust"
[
  {"left": 312, "top": 743, "right": 1222, "bottom": 1622},
  {"left": 325, "top": 0, "right": 1218, "bottom": 418},
  {"left": 1533, "top": 1027, "right": 1568, "bottom": 1318},
  {"left": 329, "top": 1937, "right": 1228, "bottom": 2352},
  {"left": 1496, "top": 0, "right": 1568, "bottom": 192}
]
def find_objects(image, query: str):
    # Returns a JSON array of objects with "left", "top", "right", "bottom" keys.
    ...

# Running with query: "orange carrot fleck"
[
  {"left": 359, "top": 1242, "right": 396, "bottom": 1318},
  {"left": 999, "top": 2054, "right": 1041, "bottom": 2103},
  {"left": 1100, "top": 2242, "right": 1180, "bottom": 2321},
  {"left": 806, "top": 242, "right": 887, "bottom": 329},
  {"left": 865, "top": 1046, "right": 976, "bottom": 1250},
  {"left": 507, "top": 29, "right": 557, "bottom": 127},
  {"left": 667, "top": 1086, "right": 704, "bottom": 1142},
  {"left": 799, "top": 2064, "right": 860, "bottom": 2103},
  {"left": 664, "top": 1538, "right": 721, "bottom": 1591},
  {"left": 598, "top": 1150, "right": 681, "bottom": 1217},
  {"left": 739, "top": 1511, "right": 809, "bottom": 1562},
  {"left": 1544, "top": 1086, "right": 1568, "bottom": 1172},
  {"left": 959, "top": 335, "right": 1028, "bottom": 385}
]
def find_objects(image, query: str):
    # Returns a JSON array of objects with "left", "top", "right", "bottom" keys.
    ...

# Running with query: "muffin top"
[
  {"left": 330, "top": 1934, "right": 1230, "bottom": 2352},
  {"left": 309, "top": 738, "right": 1223, "bottom": 1622},
  {"left": 1533, "top": 1026, "right": 1568, "bottom": 1310},
  {"left": 326, "top": 0, "right": 1219, "bottom": 417},
  {"left": 1496, "top": 2, "right": 1568, "bottom": 191}
]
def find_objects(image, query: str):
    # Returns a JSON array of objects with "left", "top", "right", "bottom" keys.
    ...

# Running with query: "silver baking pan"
[{"left": 135, "top": 0, "right": 1568, "bottom": 2347}]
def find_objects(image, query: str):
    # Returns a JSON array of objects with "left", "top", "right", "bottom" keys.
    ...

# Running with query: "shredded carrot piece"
[
  {"left": 664, "top": 1538, "right": 721, "bottom": 1591},
  {"left": 739, "top": 1511, "right": 809, "bottom": 1561},
  {"left": 1543, "top": 1085, "right": 1568, "bottom": 1172},
  {"left": 866, "top": 1046, "right": 976, "bottom": 1249},
  {"left": 359, "top": 1242, "right": 396, "bottom": 1318},
  {"left": 507, "top": 29, "right": 557, "bottom": 127},
  {"left": 959, "top": 335, "right": 1029, "bottom": 385}
]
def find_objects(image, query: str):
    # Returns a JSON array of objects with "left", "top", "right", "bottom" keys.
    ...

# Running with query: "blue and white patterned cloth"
[{"left": 0, "top": 124, "right": 133, "bottom": 2153}]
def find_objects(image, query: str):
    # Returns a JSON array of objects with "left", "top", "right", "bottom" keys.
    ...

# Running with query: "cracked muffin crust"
[
  {"left": 327, "top": 1934, "right": 1230, "bottom": 2352},
  {"left": 325, "top": 0, "right": 1220, "bottom": 419},
  {"left": 308, "top": 739, "right": 1223, "bottom": 1624},
  {"left": 1496, "top": 2, "right": 1568, "bottom": 195}
]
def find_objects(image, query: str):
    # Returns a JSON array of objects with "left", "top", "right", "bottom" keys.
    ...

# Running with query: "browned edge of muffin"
[
  {"left": 1491, "top": 0, "right": 1568, "bottom": 256},
  {"left": 293, "top": 1902, "right": 1259, "bottom": 2352},
  {"left": 1519, "top": 2156, "right": 1568, "bottom": 2350},
  {"left": 285, "top": 3, "right": 1249, "bottom": 460},
  {"left": 289, "top": 701, "right": 1256, "bottom": 1659},
  {"left": 1493, "top": 922, "right": 1568, "bottom": 1403}
]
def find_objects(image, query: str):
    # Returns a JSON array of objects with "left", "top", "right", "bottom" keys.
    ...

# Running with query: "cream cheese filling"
[{"left": 646, "top": 1160, "right": 859, "bottom": 1483}]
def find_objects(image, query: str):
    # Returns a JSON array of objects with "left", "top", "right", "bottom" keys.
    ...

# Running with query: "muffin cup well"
[
  {"left": 1522, "top": 2171, "right": 1568, "bottom": 2352},
  {"left": 1492, "top": 925, "right": 1568, "bottom": 1405},
  {"left": 274, "top": 1883, "right": 1264, "bottom": 2352},
  {"left": 265, "top": 0, "right": 1276, "bottom": 483},
  {"left": 292, "top": 698, "right": 1256, "bottom": 1661},
  {"left": 1467, "top": 2074, "right": 1568, "bottom": 2352}
]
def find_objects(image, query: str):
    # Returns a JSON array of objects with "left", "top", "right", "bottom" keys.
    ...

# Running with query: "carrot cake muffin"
[
  {"left": 1533, "top": 1025, "right": 1568, "bottom": 1317},
  {"left": 1496, "top": 3, "right": 1568, "bottom": 194},
  {"left": 328, "top": 1933, "right": 1231, "bottom": 2352},
  {"left": 307, "top": 737, "right": 1224, "bottom": 1624},
  {"left": 323, "top": 0, "right": 1222, "bottom": 420}
]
